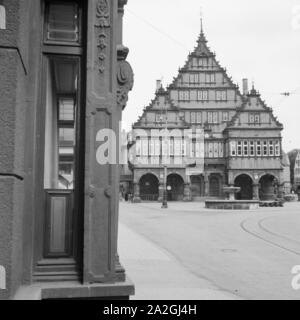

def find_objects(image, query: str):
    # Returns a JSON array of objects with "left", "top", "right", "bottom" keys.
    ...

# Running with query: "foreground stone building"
[
  {"left": 289, "top": 150, "right": 300, "bottom": 192},
  {"left": 0, "top": 0, "right": 134, "bottom": 300},
  {"left": 129, "top": 27, "right": 288, "bottom": 203}
]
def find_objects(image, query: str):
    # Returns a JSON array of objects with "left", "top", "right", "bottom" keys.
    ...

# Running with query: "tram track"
[{"left": 240, "top": 215, "right": 300, "bottom": 257}]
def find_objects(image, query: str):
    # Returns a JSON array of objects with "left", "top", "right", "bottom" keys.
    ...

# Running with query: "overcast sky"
[{"left": 122, "top": 0, "right": 300, "bottom": 152}]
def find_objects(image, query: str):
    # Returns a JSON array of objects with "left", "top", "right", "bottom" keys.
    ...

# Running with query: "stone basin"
[{"left": 205, "top": 185, "right": 259, "bottom": 210}]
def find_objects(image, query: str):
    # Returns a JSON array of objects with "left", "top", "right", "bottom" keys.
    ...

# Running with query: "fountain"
[{"left": 205, "top": 185, "right": 260, "bottom": 210}]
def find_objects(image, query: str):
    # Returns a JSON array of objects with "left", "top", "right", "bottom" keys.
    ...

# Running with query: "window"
[
  {"left": 190, "top": 74, "right": 199, "bottom": 84},
  {"left": 219, "top": 143, "right": 224, "bottom": 157},
  {"left": 190, "top": 141, "right": 195, "bottom": 158},
  {"left": 174, "top": 139, "right": 181, "bottom": 156},
  {"left": 136, "top": 138, "right": 141, "bottom": 156},
  {"left": 208, "top": 143, "right": 214, "bottom": 158},
  {"left": 230, "top": 141, "right": 237, "bottom": 156},
  {"left": 208, "top": 112, "right": 213, "bottom": 124},
  {"left": 237, "top": 141, "right": 242, "bottom": 156},
  {"left": 250, "top": 141, "right": 255, "bottom": 156},
  {"left": 206, "top": 73, "right": 215, "bottom": 83},
  {"left": 179, "top": 91, "right": 189, "bottom": 101},
  {"left": 45, "top": 1, "right": 80, "bottom": 43},
  {"left": 155, "top": 113, "right": 161, "bottom": 123},
  {"left": 196, "top": 112, "right": 202, "bottom": 124},
  {"left": 44, "top": 58, "right": 80, "bottom": 190},
  {"left": 249, "top": 114, "right": 255, "bottom": 123},
  {"left": 184, "top": 91, "right": 189, "bottom": 101},
  {"left": 169, "top": 138, "right": 174, "bottom": 156},
  {"left": 185, "top": 112, "right": 190, "bottom": 123},
  {"left": 275, "top": 141, "right": 280, "bottom": 156},
  {"left": 189, "top": 74, "right": 194, "bottom": 84},
  {"left": 216, "top": 91, "right": 227, "bottom": 101},
  {"left": 254, "top": 114, "right": 260, "bottom": 124},
  {"left": 191, "top": 112, "right": 196, "bottom": 124},
  {"left": 256, "top": 141, "right": 262, "bottom": 156},
  {"left": 243, "top": 141, "right": 249, "bottom": 156},
  {"left": 197, "top": 90, "right": 208, "bottom": 101},
  {"left": 155, "top": 139, "right": 160, "bottom": 156},
  {"left": 222, "top": 112, "right": 229, "bottom": 122},
  {"left": 149, "top": 139, "right": 155, "bottom": 156},
  {"left": 198, "top": 58, "right": 206, "bottom": 68},
  {"left": 213, "top": 143, "right": 219, "bottom": 158},
  {"left": 263, "top": 141, "right": 268, "bottom": 156},
  {"left": 213, "top": 112, "right": 218, "bottom": 124},
  {"left": 182, "top": 140, "right": 187, "bottom": 156},
  {"left": 0, "top": 5, "right": 6, "bottom": 30},
  {"left": 269, "top": 141, "right": 274, "bottom": 156}
]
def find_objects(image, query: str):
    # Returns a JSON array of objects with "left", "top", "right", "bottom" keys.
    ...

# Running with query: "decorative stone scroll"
[
  {"left": 95, "top": 0, "right": 110, "bottom": 73},
  {"left": 117, "top": 60, "right": 134, "bottom": 110}
]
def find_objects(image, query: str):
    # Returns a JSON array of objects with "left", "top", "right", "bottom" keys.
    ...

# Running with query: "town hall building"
[{"left": 128, "top": 26, "right": 289, "bottom": 203}]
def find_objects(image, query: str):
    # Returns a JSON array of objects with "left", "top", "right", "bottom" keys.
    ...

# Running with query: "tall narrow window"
[
  {"left": 0, "top": 5, "right": 6, "bottom": 30},
  {"left": 269, "top": 141, "right": 274, "bottom": 156},
  {"left": 191, "top": 112, "right": 196, "bottom": 124},
  {"left": 136, "top": 138, "right": 141, "bottom": 156},
  {"left": 243, "top": 141, "right": 249, "bottom": 156},
  {"left": 213, "top": 112, "right": 218, "bottom": 124},
  {"left": 275, "top": 141, "right": 280, "bottom": 156},
  {"left": 250, "top": 141, "right": 255, "bottom": 156},
  {"left": 44, "top": 58, "right": 79, "bottom": 191},
  {"left": 34, "top": 1, "right": 85, "bottom": 281},
  {"left": 196, "top": 112, "right": 202, "bottom": 124},
  {"left": 254, "top": 114, "right": 260, "bottom": 124},
  {"left": 256, "top": 141, "right": 262, "bottom": 156},
  {"left": 237, "top": 141, "right": 242, "bottom": 156},
  {"left": 222, "top": 112, "right": 229, "bottom": 122},
  {"left": 46, "top": 1, "right": 80, "bottom": 43},
  {"left": 263, "top": 141, "right": 268, "bottom": 156},
  {"left": 230, "top": 141, "right": 237, "bottom": 156}
]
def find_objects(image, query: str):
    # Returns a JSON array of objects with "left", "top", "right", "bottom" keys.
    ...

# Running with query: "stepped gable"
[
  {"left": 132, "top": 85, "right": 187, "bottom": 128},
  {"left": 168, "top": 27, "right": 241, "bottom": 93}
]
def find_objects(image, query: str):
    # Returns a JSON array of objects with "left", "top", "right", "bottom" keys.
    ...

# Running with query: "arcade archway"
[
  {"left": 167, "top": 174, "right": 184, "bottom": 201},
  {"left": 191, "top": 175, "right": 204, "bottom": 198},
  {"left": 209, "top": 175, "right": 221, "bottom": 197},
  {"left": 259, "top": 174, "right": 277, "bottom": 201},
  {"left": 234, "top": 174, "right": 253, "bottom": 200},
  {"left": 139, "top": 174, "right": 159, "bottom": 201}
]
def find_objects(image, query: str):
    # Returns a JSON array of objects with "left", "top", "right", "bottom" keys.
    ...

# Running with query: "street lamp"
[{"left": 160, "top": 106, "right": 168, "bottom": 209}]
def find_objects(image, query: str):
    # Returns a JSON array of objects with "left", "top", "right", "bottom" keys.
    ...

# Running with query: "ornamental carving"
[
  {"left": 95, "top": 0, "right": 110, "bottom": 73},
  {"left": 117, "top": 61, "right": 134, "bottom": 110}
]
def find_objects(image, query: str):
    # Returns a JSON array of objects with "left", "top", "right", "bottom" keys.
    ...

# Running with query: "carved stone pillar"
[
  {"left": 277, "top": 184, "right": 284, "bottom": 199},
  {"left": 253, "top": 183, "right": 260, "bottom": 200},
  {"left": 133, "top": 182, "right": 141, "bottom": 203},
  {"left": 83, "top": 0, "right": 134, "bottom": 299},
  {"left": 204, "top": 174, "right": 210, "bottom": 197},
  {"left": 158, "top": 182, "right": 164, "bottom": 202},
  {"left": 183, "top": 183, "right": 192, "bottom": 202}
]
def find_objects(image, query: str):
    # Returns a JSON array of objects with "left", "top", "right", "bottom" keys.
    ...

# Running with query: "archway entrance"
[
  {"left": 191, "top": 176, "right": 204, "bottom": 198},
  {"left": 139, "top": 174, "right": 159, "bottom": 201},
  {"left": 234, "top": 174, "right": 253, "bottom": 200},
  {"left": 259, "top": 174, "right": 277, "bottom": 201},
  {"left": 209, "top": 175, "right": 221, "bottom": 197},
  {"left": 167, "top": 174, "right": 184, "bottom": 201}
]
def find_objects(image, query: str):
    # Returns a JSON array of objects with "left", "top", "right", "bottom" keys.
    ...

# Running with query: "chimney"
[
  {"left": 242, "top": 79, "right": 249, "bottom": 95},
  {"left": 156, "top": 79, "right": 162, "bottom": 92}
]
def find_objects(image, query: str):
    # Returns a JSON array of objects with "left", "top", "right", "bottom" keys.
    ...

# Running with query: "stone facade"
[
  {"left": 129, "top": 27, "right": 288, "bottom": 202},
  {"left": 293, "top": 151, "right": 300, "bottom": 191},
  {"left": 0, "top": 0, "right": 134, "bottom": 300}
]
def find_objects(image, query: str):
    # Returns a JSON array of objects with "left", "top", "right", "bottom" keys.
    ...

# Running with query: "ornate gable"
[
  {"left": 226, "top": 86, "right": 283, "bottom": 130},
  {"left": 132, "top": 86, "right": 188, "bottom": 128}
]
